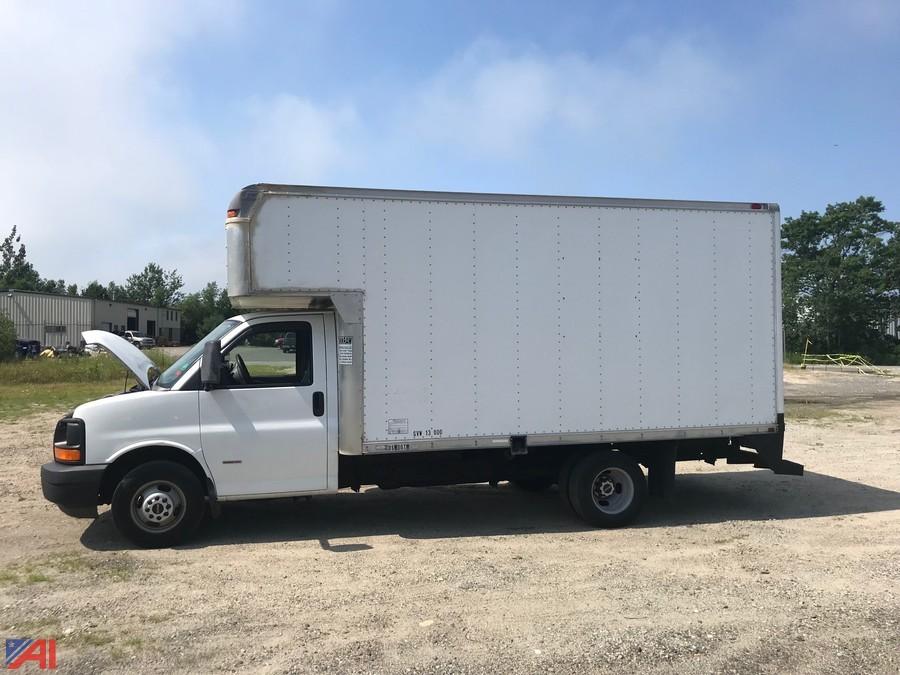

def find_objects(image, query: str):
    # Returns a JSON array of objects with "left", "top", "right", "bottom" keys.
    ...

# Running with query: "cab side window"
[{"left": 226, "top": 322, "right": 313, "bottom": 387}]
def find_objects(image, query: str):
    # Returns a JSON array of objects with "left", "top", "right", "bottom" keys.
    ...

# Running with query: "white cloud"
[
  {"left": 239, "top": 94, "right": 359, "bottom": 184},
  {"left": 788, "top": 0, "right": 900, "bottom": 42},
  {"left": 0, "top": 2, "right": 244, "bottom": 290},
  {"left": 0, "top": 4, "right": 757, "bottom": 293},
  {"left": 413, "top": 45, "right": 555, "bottom": 155},
  {"left": 407, "top": 37, "right": 736, "bottom": 158},
  {"left": 0, "top": 1, "right": 364, "bottom": 292},
  {"left": 0, "top": 0, "right": 738, "bottom": 293}
]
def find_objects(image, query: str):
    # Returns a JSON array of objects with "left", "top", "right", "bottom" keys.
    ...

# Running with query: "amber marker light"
[{"left": 53, "top": 445, "right": 82, "bottom": 464}]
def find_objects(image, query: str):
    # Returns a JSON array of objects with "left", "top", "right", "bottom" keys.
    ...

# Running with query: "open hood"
[{"left": 82, "top": 330, "right": 158, "bottom": 389}]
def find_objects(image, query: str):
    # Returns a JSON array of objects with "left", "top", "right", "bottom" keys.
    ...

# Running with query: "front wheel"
[
  {"left": 111, "top": 461, "right": 205, "bottom": 548},
  {"left": 568, "top": 451, "right": 646, "bottom": 527}
]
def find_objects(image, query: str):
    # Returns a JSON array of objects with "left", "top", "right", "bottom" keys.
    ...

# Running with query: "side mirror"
[{"left": 200, "top": 340, "right": 225, "bottom": 390}]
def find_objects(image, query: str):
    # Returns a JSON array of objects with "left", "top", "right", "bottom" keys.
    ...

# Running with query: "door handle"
[{"left": 313, "top": 391, "right": 325, "bottom": 417}]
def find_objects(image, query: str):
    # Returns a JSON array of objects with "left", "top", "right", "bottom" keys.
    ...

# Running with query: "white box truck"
[{"left": 41, "top": 184, "right": 801, "bottom": 547}]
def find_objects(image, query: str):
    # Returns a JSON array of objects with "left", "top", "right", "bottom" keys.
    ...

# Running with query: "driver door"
[{"left": 199, "top": 317, "right": 328, "bottom": 497}]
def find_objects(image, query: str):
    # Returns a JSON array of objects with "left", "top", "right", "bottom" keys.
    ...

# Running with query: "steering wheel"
[{"left": 233, "top": 353, "right": 251, "bottom": 385}]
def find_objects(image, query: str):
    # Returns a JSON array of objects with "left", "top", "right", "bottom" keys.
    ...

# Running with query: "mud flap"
[
  {"left": 648, "top": 444, "right": 677, "bottom": 496},
  {"left": 727, "top": 448, "right": 804, "bottom": 475},
  {"left": 730, "top": 415, "right": 803, "bottom": 476},
  {"left": 57, "top": 504, "right": 98, "bottom": 519}
]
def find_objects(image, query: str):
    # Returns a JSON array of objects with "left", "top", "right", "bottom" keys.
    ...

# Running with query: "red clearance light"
[
  {"left": 227, "top": 209, "right": 239, "bottom": 218},
  {"left": 750, "top": 203, "right": 765, "bottom": 210}
]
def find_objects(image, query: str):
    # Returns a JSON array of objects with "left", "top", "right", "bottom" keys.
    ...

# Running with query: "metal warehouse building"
[{"left": 0, "top": 289, "right": 181, "bottom": 347}]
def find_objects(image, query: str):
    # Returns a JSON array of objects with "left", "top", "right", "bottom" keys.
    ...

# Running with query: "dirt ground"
[{"left": 1, "top": 368, "right": 898, "bottom": 674}]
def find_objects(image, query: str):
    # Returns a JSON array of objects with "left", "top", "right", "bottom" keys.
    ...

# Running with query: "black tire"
[
  {"left": 557, "top": 452, "right": 582, "bottom": 514},
  {"left": 568, "top": 451, "right": 646, "bottom": 527},
  {"left": 511, "top": 477, "right": 554, "bottom": 492},
  {"left": 111, "top": 461, "right": 205, "bottom": 548}
]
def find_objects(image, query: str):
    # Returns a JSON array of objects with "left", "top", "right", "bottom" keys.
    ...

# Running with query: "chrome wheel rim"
[
  {"left": 131, "top": 480, "right": 185, "bottom": 533},
  {"left": 590, "top": 467, "right": 634, "bottom": 515}
]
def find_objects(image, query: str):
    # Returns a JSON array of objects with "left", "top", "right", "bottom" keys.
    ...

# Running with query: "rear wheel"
[
  {"left": 568, "top": 451, "right": 646, "bottom": 527},
  {"left": 557, "top": 453, "right": 582, "bottom": 514},
  {"left": 111, "top": 461, "right": 205, "bottom": 548}
]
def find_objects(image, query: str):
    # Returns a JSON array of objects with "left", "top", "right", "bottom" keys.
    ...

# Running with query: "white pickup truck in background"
[
  {"left": 41, "top": 184, "right": 801, "bottom": 547},
  {"left": 123, "top": 330, "right": 155, "bottom": 349}
]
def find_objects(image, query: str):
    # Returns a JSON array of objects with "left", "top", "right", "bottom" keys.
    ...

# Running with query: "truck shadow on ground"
[{"left": 79, "top": 470, "right": 900, "bottom": 551}]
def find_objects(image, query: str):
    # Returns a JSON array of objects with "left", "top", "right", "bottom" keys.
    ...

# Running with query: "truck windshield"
[{"left": 155, "top": 319, "right": 240, "bottom": 389}]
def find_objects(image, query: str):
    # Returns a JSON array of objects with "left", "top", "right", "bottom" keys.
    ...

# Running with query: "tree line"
[
  {"left": 1, "top": 226, "right": 231, "bottom": 344},
  {"left": 782, "top": 197, "right": 899, "bottom": 363}
]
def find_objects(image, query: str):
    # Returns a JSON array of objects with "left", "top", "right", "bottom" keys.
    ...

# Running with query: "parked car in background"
[
  {"left": 123, "top": 330, "right": 155, "bottom": 349},
  {"left": 280, "top": 333, "right": 296, "bottom": 353},
  {"left": 15, "top": 339, "right": 41, "bottom": 359}
]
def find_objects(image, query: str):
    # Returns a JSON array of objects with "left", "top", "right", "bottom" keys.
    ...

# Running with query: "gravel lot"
[{"left": 1, "top": 367, "right": 898, "bottom": 674}]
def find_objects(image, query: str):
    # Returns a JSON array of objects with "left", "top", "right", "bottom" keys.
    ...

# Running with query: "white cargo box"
[{"left": 226, "top": 185, "right": 783, "bottom": 455}]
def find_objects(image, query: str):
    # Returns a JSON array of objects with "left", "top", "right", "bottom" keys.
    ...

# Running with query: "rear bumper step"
[{"left": 727, "top": 449, "right": 804, "bottom": 476}]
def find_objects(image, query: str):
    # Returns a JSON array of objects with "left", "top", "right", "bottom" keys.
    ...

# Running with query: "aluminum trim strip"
[
  {"left": 249, "top": 183, "right": 778, "bottom": 213},
  {"left": 361, "top": 423, "right": 780, "bottom": 454}
]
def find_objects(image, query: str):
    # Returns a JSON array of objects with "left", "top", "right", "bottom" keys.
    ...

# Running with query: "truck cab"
[{"left": 41, "top": 311, "right": 339, "bottom": 547}]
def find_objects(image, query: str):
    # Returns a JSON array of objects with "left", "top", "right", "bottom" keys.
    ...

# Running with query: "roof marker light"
[{"left": 227, "top": 209, "right": 239, "bottom": 218}]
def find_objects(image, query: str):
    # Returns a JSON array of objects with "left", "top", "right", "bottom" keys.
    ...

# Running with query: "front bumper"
[{"left": 41, "top": 462, "right": 104, "bottom": 518}]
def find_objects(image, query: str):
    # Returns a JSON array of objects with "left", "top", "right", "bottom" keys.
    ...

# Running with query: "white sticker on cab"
[{"left": 338, "top": 336, "right": 353, "bottom": 365}]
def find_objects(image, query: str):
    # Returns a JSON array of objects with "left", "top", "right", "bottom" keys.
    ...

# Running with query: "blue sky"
[{"left": 1, "top": 0, "right": 898, "bottom": 290}]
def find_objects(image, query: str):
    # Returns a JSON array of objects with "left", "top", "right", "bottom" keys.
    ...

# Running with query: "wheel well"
[{"left": 99, "top": 446, "right": 210, "bottom": 504}]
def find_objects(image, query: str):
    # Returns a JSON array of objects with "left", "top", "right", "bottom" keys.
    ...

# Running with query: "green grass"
[
  {"left": 785, "top": 401, "right": 875, "bottom": 424},
  {"left": 2, "top": 617, "right": 61, "bottom": 634},
  {"left": 25, "top": 572, "right": 52, "bottom": 583},
  {"left": 0, "top": 354, "right": 125, "bottom": 384},
  {"left": 0, "top": 349, "right": 173, "bottom": 385},
  {"left": 248, "top": 364, "right": 295, "bottom": 377},
  {"left": 784, "top": 401, "right": 836, "bottom": 421},
  {"left": 0, "top": 381, "right": 125, "bottom": 421},
  {"left": 76, "top": 631, "right": 116, "bottom": 647},
  {"left": 0, "top": 349, "right": 176, "bottom": 421},
  {"left": 0, "top": 618, "right": 140, "bottom": 663},
  {"left": 0, "top": 553, "right": 137, "bottom": 586}
]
